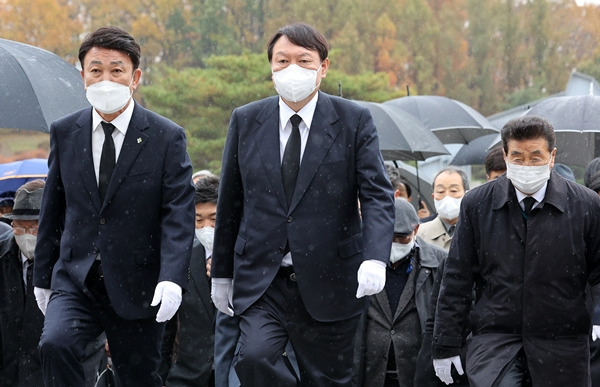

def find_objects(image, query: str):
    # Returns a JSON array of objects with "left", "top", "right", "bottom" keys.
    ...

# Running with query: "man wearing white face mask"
[
  {"left": 212, "top": 23, "right": 394, "bottom": 386},
  {"left": 354, "top": 198, "right": 448, "bottom": 386},
  {"left": 34, "top": 27, "right": 195, "bottom": 387},
  {"left": 417, "top": 167, "right": 469, "bottom": 251},
  {"left": 432, "top": 116, "right": 600, "bottom": 386}
]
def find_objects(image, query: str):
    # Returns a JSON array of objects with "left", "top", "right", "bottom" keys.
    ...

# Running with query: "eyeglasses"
[
  {"left": 393, "top": 233, "right": 413, "bottom": 244},
  {"left": 12, "top": 226, "right": 38, "bottom": 236}
]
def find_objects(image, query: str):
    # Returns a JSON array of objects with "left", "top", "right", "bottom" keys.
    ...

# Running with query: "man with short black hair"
[
  {"left": 35, "top": 26, "right": 195, "bottom": 387},
  {"left": 212, "top": 23, "right": 394, "bottom": 386},
  {"left": 433, "top": 116, "right": 600, "bottom": 386}
]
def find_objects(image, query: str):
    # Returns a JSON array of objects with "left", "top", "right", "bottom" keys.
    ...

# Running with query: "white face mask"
[
  {"left": 15, "top": 234, "right": 37, "bottom": 260},
  {"left": 434, "top": 196, "right": 462, "bottom": 221},
  {"left": 86, "top": 80, "right": 133, "bottom": 114},
  {"left": 390, "top": 240, "right": 414, "bottom": 264},
  {"left": 272, "top": 64, "right": 320, "bottom": 103},
  {"left": 195, "top": 226, "right": 214, "bottom": 252},
  {"left": 505, "top": 160, "right": 551, "bottom": 195}
]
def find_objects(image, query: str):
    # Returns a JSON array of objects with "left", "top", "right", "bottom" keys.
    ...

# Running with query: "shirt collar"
[
  {"left": 91, "top": 100, "right": 135, "bottom": 136},
  {"left": 278, "top": 92, "right": 319, "bottom": 130},
  {"left": 514, "top": 181, "right": 548, "bottom": 204}
]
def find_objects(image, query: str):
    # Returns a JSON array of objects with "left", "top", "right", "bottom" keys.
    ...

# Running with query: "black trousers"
[
  {"left": 39, "top": 262, "right": 165, "bottom": 387},
  {"left": 235, "top": 267, "right": 360, "bottom": 387}
]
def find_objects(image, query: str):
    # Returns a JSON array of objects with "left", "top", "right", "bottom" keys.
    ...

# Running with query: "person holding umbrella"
[
  {"left": 33, "top": 27, "right": 195, "bottom": 387},
  {"left": 432, "top": 116, "right": 600, "bottom": 386}
]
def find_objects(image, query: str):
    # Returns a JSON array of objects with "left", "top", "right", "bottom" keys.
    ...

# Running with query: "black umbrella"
[
  {"left": 525, "top": 95, "right": 600, "bottom": 167},
  {"left": 383, "top": 95, "right": 499, "bottom": 144},
  {"left": 450, "top": 134, "right": 500, "bottom": 165},
  {"left": 353, "top": 100, "right": 449, "bottom": 161},
  {"left": 355, "top": 100, "right": 449, "bottom": 205},
  {"left": 0, "top": 38, "right": 90, "bottom": 132}
]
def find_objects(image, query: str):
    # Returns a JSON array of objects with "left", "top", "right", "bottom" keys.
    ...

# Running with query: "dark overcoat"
[
  {"left": 433, "top": 172, "right": 600, "bottom": 386},
  {"left": 0, "top": 233, "right": 44, "bottom": 386},
  {"left": 354, "top": 237, "right": 447, "bottom": 386}
]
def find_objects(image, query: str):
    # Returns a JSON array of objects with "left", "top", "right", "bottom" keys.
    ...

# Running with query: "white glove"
[
  {"left": 433, "top": 356, "right": 464, "bottom": 385},
  {"left": 34, "top": 287, "right": 53, "bottom": 315},
  {"left": 593, "top": 325, "right": 600, "bottom": 341},
  {"left": 150, "top": 281, "right": 182, "bottom": 322},
  {"left": 211, "top": 278, "right": 234, "bottom": 316},
  {"left": 356, "top": 259, "right": 386, "bottom": 298}
]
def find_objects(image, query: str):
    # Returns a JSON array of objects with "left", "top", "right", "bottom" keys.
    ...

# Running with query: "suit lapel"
[
  {"left": 253, "top": 99, "right": 288, "bottom": 210},
  {"left": 289, "top": 93, "right": 340, "bottom": 212},
  {"left": 374, "top": 289, "right": 394, "bottom": 323},
  {"left": 393, "top": 268, "right": 416, "bottom": 323},
  {"left": 75, "top": 109, "right": 102, "bottom": 213},
  {"left": 101, "top": 104, "right": 149, "bottom": 209}
]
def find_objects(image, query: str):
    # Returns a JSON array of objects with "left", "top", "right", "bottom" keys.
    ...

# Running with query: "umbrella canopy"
[
  {"left": 450, "top": 134, "right": 500, "bottom": 165},
  {"left": 353, "top": 100, "right": 449, "bottom": 161},
  {"left": 383, "top": 95, "right": 499, "bottom": 144},
  {"left": 0, "top": 38, "right": 90, "bottom": 132},
  {"left": 0, "top": 158, "right": 48, "bottom": 195},
  {"left": 525, "top": 95, "right": 600, "bottom": 167}
]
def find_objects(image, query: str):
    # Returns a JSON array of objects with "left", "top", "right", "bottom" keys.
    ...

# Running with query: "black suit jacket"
[
  {"left": 212, "top": 92, "right": 395, "bottom": 322},
  {"left": 34, "top": 103, "right": 195, "bottom": 319},
  {"left": 162, "top": 241, "right": 216, "bottom": 386}
]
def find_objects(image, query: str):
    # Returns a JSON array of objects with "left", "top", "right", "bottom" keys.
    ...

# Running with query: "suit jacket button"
[
  {"left": 287, "top": 216, "right": 293, "bottom": 223},
  {"left": 278, "top": 247, "right": 284, "bottom": 253},
  {"left": 99, "top": 218, "right": 106, "bottom": 225}
]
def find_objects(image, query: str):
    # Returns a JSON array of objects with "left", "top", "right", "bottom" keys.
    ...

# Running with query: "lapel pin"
[{"left": 137, "top": 138, "right": 142, "bottom": 144}]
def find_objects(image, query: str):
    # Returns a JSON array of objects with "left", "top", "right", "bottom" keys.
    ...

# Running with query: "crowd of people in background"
[{"left": 4, "top": 22, "right": 600, "bottom": 387}]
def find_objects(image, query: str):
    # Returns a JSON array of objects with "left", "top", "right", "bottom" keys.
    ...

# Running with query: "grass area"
[{"left": 0, "top": 130, "right": 49, "bottom": 162}]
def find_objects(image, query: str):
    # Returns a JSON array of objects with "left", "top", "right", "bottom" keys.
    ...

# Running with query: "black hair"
[
  {"left": 501, "top": 115, "right": 555, "bottom": 154},
  {"left": 79, "top": 26, "right": 141, "bottom": 70},
  {"left": 267, "top": 23, "right": 329, "bottom": 62},
  {"left": 194, "top": 176, "right": 219, "bottom": 205},
  {"left": 485, "top": 145, "right": 506, "bottom": 175}
]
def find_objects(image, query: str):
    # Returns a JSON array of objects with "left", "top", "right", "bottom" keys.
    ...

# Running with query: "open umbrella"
[
  {"left": 0, "top": 38, "right": 89, "bottom": 132},
  {"left": 353, "top": 100, "right": 449, "bottom": 161},
  {"left": 383, "top": 95, "right": 499, "bottom": 144},
  {"left": 525, "top": 95, "right": 600, "bottom": 167},
  {"left": 355, "top": 100, "right": 449, "bottom": 205},
  {"left": 0, "top": 158, "right": 48, "bottom": 195},
  {"left": 450, "top": 134, "right": 500, "bottom": 165}
]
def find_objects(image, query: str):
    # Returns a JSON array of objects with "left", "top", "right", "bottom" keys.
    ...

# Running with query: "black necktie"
[
  {"left": 25, "top": 259, "right": 33, "bottom": 295},
  {"left": 281, "top": 115, "right": 302, "bottom": 208},
  {"left": 523, "top": 197, "right": 536, "bottom": 216},
  {"left": 99, "top": 122, "right": 116, "bottom": 201}
]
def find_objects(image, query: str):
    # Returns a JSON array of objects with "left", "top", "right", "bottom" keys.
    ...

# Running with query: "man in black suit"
[
  {"left": 211, "top": 23, "right": 395, "bottom": 386},
  {"left": 161, "top": 176, "right": 219, "bottom": 386},
  {"left": 34, "top": 27, "right": 195, "bottom": 387}
]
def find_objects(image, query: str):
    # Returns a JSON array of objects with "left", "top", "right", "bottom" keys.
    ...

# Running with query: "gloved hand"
[
  {"left": 592, "top": 325, "right": 600, "bottom": 341},
  {"left": 356, "top": 259, "right": 386, "bottom": 298},
  {"left": 34, "top": 287, "right": 53, "bottom": 315},
  {"left": 211, "top": 278, "right": 234, "bottom": 316},
  {"left": 151, "top": 281, "right": 182, "bottom": 322},
  {"left": 433, "top": 356, "right": 464, "bottom": 385}
]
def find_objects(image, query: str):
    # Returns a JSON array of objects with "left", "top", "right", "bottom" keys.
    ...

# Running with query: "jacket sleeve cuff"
[
  {"left": 432, "top": 344, "right": 462, "bottom": 359},
  {"left": 432, "top": 335, "right": 463, "bottom": 359}
]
